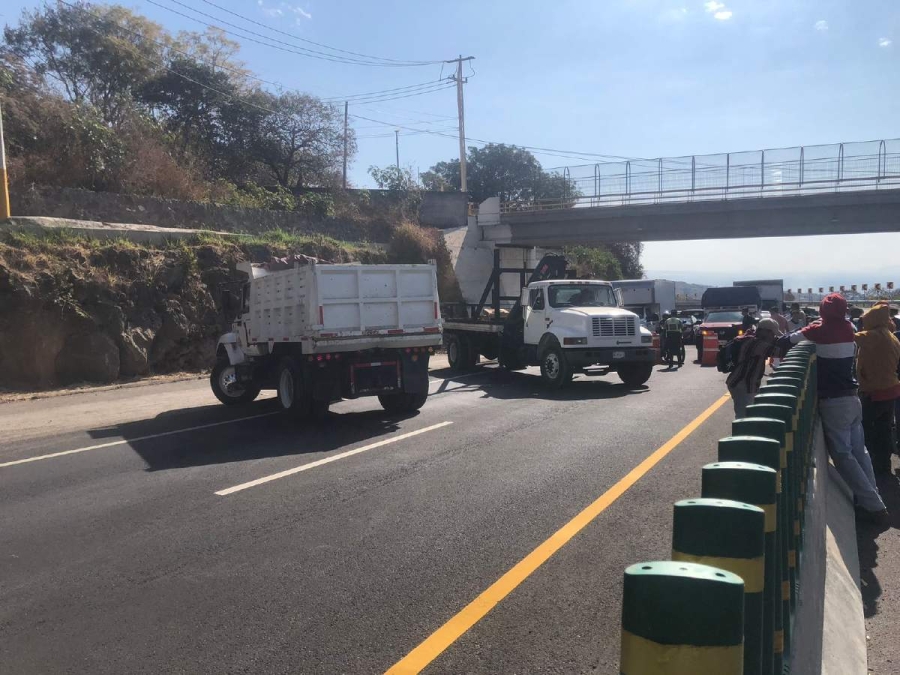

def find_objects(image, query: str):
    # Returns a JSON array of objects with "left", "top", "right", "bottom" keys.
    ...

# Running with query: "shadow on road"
[
  {"left": 428, "top": 365, "right": 650, "bottom": 401},
  {"left": 84, "top": 398, "right": 411, "bottom": 472},
  {"left": 858, "top": 472, "right": 900, "bottom": 617}
]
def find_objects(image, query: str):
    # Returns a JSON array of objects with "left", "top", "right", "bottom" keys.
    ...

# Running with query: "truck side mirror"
[
  {"left": 222, "top": 290, "right": 239, "bottom": 313},
  {"left": 614, "top": 288, "right": 624, "bottom": 307}
]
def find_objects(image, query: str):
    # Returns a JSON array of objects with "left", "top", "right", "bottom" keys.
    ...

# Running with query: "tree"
[
  {"left": 564, "top": 246, "right": 624, "bottom": 280},
  {"left": 252, "top": 92, "right": 351, "bottom": 190},
  {"left": 3, "top": 2, "right": 170, "bottom": 126},
  {"left": 368, "top": 165, "right": 419, "bottom": 191},
  {"left": 423, "top": 143, "right": 579, "bottom": 205}
]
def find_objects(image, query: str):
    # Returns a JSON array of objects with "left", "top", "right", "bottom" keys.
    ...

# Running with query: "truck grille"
[{"left": 592, "top": 317, "right": 636, "bottom": 337}]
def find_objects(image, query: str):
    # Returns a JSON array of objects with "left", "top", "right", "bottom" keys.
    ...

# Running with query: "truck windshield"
[
  {"left": 548, "top": 285, "right": 617, "bottom": 308},
  {"left": 705, "top": 311, "right": 743, "bottom": 323}
]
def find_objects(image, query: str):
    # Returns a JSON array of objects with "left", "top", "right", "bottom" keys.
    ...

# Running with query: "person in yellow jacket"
[{"left": 855, "top": 302, "right": 900, "bottom": 476}]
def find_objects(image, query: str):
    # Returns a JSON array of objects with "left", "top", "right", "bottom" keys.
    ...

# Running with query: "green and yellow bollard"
[
  {"left": 701, "top": 463, "right": 779, "bottom": 675},
  {"left": 672, "top": 498, "right": 765, "bottom": 675},
  {"left": 718, "top": 436, "right": 787, "bottom": 672},
  {"left": 620, "top": 561, "right": 745, "bottom": 675},
  {"left": 729, "top": 419, "right": 794, "bottom": 661}
]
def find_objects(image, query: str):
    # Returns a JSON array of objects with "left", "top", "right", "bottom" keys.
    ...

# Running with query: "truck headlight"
[
  {"left": 563, "top": 337, "right": 587, "bottom": 346},
  {"left": 641, "top": 335, "right": 652, "bottom": 344}
]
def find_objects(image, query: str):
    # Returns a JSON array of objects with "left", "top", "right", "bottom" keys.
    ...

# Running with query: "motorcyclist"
[{"left": 664, "top": 310, "right": 685, "bottom": 366}]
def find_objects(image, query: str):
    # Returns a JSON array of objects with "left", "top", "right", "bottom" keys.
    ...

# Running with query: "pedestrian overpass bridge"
[{"left": 477, "top": 139, "right": 900, "bottom": 245}]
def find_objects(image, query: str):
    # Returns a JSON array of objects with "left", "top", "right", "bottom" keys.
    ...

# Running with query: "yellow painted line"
[
  {"left": 385, "top": 393, "right": 732, "bottom": 675},
  {"left": 0, "top": 411, "right": 282, "bottom": 469},
  {"left": 216, "top": 421, "right": 454, "bottom": 496}
]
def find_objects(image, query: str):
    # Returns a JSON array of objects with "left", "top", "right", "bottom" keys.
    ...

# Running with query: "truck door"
[{"left": 523, "top": 287, "right": 548, "bottom": 345}]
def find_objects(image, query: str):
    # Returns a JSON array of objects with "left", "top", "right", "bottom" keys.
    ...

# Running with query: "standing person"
[
  {"left": 769, "top": 305, "right": 789, "bottom": 334},
  {"left": 786, "top": 305, "right": 806, "bottom": 332},
  {"left": 780, "top": 293, "right": 888, "bottom": 524},
  {"left": 855, "top": 302, "right": 900, "bottom": 476},
  {"left": 890, "top": 306, "right": 900, "bottom": 332},
  {"left": 664, "top": 310, "right": 685, "bottom": 366},
  {"left": 726, "top": 318, "right": 780, "bottom": 419},
  {"left": 741, "top": 307, "right": 758, "bottom": 332},
  {"left": 849, "top": 306, "right": 864, "bottom": 332},
  {"left": 790, "top": 302, "right": 807, "bottom": 326}
]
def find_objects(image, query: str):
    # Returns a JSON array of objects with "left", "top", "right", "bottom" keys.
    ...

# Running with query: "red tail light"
[
  {"left": 434, "top": 302, "right": 439, "bottom": 320},
  {"left": 318, "top": 306, "right": 324, "bottom": 324}
]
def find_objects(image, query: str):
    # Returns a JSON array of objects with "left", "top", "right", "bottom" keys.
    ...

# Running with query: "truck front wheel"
[
  {"left": 276, "top": 358, "right": 309, "bottom": 416},
  {"left": 378, "top": 392, "right": 428, "bottom": 414},
  {"left": 210, "top": 359, "right": 260, "bottom": 405},
  {"left": 539, "top": 344, "right": 573, "bottom": 389},
  {"left": 617, "top": 363, "right": 653, "bottom": 388}
]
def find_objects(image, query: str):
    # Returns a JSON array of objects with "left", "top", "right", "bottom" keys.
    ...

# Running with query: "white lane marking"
[
  {"left": 215, "top": 421, "right": 454, "bottom": 496},
  {"left": 0, "top": 411, "right": 282, "bottom": 469}
]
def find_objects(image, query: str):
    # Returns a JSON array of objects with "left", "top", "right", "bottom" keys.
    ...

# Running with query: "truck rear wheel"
[
  {"left": 618, "top": 363, "right": 653, "bottom": 388},
  {"left": 210, "top": 359, "right": 260, "bottom": 405},
  {"left": 276, "top": 358, "right": 309, "bottom": 416},
  {"left": 378, "top": 392, "right": 428, "bottom": 414},
  {"left": 539, "top": 344, "right": 573, "bottom": 389},
  {"left": 446, "top": 334, "right": 475, "bottom": 372}
]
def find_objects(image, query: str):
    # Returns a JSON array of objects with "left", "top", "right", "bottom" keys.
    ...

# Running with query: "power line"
[
  {"left": 146, "top": 0, "right": 443, "bottom": 67},
  {"left": 322, "top": 79, "right": 453, "bottom": 102},
  {"left": 194, "top": 0, "right": 442, "bottom": 66}
]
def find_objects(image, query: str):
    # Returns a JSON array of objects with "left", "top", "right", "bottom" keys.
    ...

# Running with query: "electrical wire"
[
  {"left": 194, "top": 0, "right": 442, "bottom": 66},
  {"left": 322, "top": 79, "right": 453, "bottom": 102},
  {"left": 146, "top": 0, "right": 441, "bottom": 67}
]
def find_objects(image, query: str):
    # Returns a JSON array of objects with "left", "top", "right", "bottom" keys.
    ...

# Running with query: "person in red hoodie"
[
  {"left": 855, "top": 302, "right": 900, "bottom": 476},
  {"left": 780, "top": 293, "right": 888, "bottom": 525}
]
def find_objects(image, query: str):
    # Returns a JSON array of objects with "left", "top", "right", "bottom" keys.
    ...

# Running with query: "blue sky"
[{"left": 3, "top": 0, "right": 899, "bottom": 286}]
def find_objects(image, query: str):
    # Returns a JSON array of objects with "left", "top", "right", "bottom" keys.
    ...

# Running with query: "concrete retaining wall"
[
  {"left": 10, "top": 185, "right": 466, "bottom": 240},
  {"left": 791, "top": 421, "right": 867, "bottom": 675}
]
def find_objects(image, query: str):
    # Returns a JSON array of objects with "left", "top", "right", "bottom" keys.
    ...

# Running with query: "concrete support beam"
[{"left": 486, "top": 188, "right": 900, "bottom": 244}]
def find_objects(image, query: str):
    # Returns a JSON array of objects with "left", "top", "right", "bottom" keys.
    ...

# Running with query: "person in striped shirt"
[{"left": 780, "top": 293, "right": 888, "bottom": 525}]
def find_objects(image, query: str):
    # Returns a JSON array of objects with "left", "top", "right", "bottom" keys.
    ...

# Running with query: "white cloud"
[
  {"left": 704, "top": 1, "right": 725, "bottom": 11},
  {"left": 257, "top": 1, "right": 311, "bottom": 22},
  {"left": 814, "top": 20, "right": 828, "bottom": 32},
  {"left": 714, "top": 10, "right": 732, "bottom": 20},
  {"left": 878, "top": 37, "right": 892, "bottom": 48}
]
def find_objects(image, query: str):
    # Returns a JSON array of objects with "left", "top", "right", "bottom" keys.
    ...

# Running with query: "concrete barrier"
[{"left": 619, "top": 344, "right": 867, "bottom": 674}]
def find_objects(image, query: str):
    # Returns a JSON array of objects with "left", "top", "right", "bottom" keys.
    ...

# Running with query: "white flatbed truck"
[
  {"left": 211, "top": 260, "right": 443, "bottom": 416},
  {"left": 442, "top": 252, "right": 655, "bottom": 389}
]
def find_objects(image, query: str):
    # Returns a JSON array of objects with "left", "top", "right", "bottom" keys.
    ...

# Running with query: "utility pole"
[
  {"left": 342, "top": 101, "right": 349, "bottom": 189},
  {"left": 0, "top": 101, "right": 9, "bottom": 219},
  {"left": 395, "top": 129, "right": 400, "bottom": 171},
  {"left": 447, "top": 55, "right": 475, "bottom": 193}
]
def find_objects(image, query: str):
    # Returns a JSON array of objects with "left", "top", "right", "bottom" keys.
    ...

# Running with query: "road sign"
[
  {"left": 852, "top": 285, "right": 857, "bottom": 292},
  {"left": 875, "top": 283, "right": 882, "bottom": 291},
  {"left": 818, "top": 287, "right": 823, "bottom": 293},
  {"left": 840, "top": 286, "right": 846, "bottom": 292},
  {"left": 862, "top": 284, "right": 869, "bottom": 291},
  {"left": 829, "top": 286, "right": 834, "bottom": 292},
  {"left": 889, "top": 282, "right": 895, "bottom": 290}
]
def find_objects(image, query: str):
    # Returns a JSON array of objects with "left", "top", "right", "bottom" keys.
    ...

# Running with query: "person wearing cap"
[
  {"left": 779, "top": 293, "right": 888, "bottom": 525},
  {"left": 855, "top": 302, "right": 900, "bottom": 476},
  {"left": 726, "top": 317, "right": 780, "bottom": 419}
]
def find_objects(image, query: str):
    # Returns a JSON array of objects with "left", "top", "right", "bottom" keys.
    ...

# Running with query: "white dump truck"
[
  {"left": 442, "top": 252, "right": 655, "bottom": 388},
  {"left": 211, "top": 259, "right": 443, "bottom": 416}
]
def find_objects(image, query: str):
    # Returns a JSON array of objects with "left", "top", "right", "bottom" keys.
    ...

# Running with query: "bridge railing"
[{"left": 500, "top": 139, "right": 900, "bottom": 213}]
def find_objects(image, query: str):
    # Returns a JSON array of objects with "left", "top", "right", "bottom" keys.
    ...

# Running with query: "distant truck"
[
  {"left": 442, "top": 252, "right": 655, "bottom": 389},
  {"left": 611, "top": 279, "right": 677, "bottom": 330},
  {"left": 733, "top": 279, "right": 785, "bottom": 312},
  {"left": 697, "top": 286, "right": 763, "bottom": 357},
  {"left": 211, "top": 259, "right": 443, "bottom": 417}
]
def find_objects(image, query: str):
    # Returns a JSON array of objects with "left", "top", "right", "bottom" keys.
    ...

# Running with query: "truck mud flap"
[{"left": 350, "top": 361, "right": 402, "bottom": 396}]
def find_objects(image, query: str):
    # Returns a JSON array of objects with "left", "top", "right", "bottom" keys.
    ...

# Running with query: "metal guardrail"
[{"left": 501, "top": 139, "right": 900, "bottom": 213}]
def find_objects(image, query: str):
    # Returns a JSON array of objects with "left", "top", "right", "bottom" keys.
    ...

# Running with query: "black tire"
[
  {"left": 446, "top": 333, "right": 471, "bottom": 372},
  {"left": 210, "top": 359, "right": 260, "bottom": 405},
  {"left": 310, "top": 399, "right": 330, "bottom": 420},
  {"left": 679, "top": 345, "right": 686, "bottom": 366},
  {"left": 618, "top": 363, "right": 653, "bottom": 388},
  {"left": 539, "top": 343, "right": 572, "bottom": 389},
  {"left": 378, "top": 392, "right": 428, "bottom": 414},
  {"left": 276, "top": 357, "right": 309, "bottom": 416}
]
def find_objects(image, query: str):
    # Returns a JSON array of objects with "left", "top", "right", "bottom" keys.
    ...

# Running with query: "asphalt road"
[{"left": 1, "top": 359, "right": 736, "bottom": 674}]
